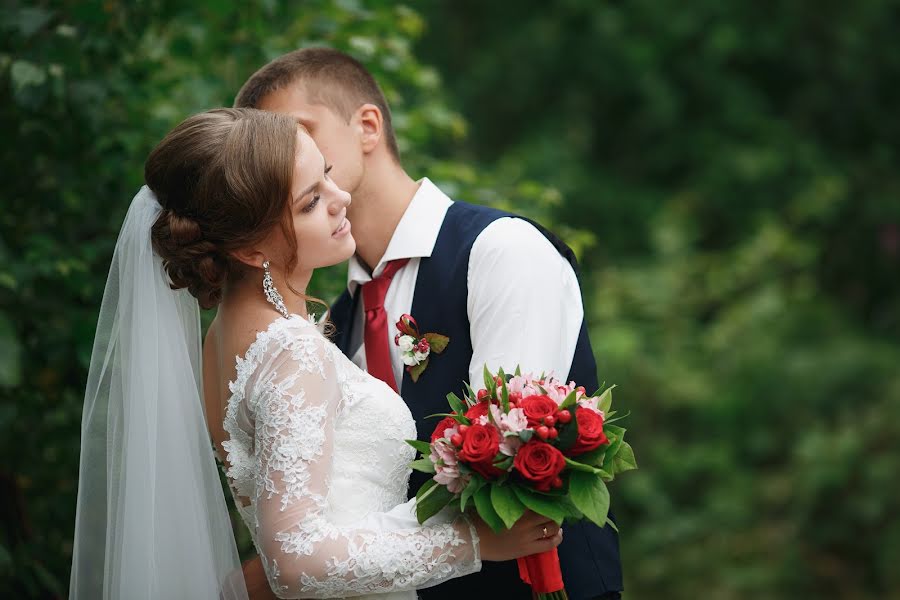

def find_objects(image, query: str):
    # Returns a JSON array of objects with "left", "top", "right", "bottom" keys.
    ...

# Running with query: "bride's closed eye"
[{"left": 300, "top": 164, "right": 334, "bottom": 213}]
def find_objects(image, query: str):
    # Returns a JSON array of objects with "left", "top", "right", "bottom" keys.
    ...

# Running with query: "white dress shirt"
[{"left": 346, "top": 178, "right": 584, "bottom": 391}]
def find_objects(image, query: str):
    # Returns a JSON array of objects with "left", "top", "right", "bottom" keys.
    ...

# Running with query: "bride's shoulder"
[{"left": 241, "top": 314, "right": 332, "bottom": 361}]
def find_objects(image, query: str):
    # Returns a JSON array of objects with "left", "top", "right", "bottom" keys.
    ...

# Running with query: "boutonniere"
[{"left": 394, "top": 314, "right": 450, "bottom": 382}]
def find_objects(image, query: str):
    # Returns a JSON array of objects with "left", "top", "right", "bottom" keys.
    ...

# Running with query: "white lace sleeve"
[{"left": 237, "top": 330, "right": 480, "bottom": 599}]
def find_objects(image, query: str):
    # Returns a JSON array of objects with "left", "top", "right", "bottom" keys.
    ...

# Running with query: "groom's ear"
[{"left": 356, "top": 103, "right": 383, "bottom": 154}]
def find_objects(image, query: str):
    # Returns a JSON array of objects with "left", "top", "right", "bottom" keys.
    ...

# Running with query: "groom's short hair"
[{"left": 234, "top": 47, "right": 400, "bottom": 161}]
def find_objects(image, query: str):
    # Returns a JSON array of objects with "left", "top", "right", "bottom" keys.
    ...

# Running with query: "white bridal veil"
[{"left": 69, "top": 186, "right": 248, "bottom": 599}]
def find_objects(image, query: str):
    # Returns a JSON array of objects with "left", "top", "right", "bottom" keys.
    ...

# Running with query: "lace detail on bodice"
[{"left": 222, "top": 316, "right": 480, "bottom": 599}]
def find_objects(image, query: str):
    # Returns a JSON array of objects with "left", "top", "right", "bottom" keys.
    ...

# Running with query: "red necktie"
[{"left": 361, "top": 258, "right": 409, "bottom": 392}]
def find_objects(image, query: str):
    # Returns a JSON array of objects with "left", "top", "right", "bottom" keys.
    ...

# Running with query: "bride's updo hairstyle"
[{"left": 146, "top": 108, "right": 299, "bottom": 309}]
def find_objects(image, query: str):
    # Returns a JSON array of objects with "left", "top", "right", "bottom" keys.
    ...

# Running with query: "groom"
[{"left": 235, "top": 47, "right": 623, "bottom": 600}]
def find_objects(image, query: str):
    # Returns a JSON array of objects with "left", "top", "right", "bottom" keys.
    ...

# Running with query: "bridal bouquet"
[{"left": 407, "top": 367, "right": 637, "bottom": 600}]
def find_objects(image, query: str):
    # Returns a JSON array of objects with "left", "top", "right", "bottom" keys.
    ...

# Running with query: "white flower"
[
  {"left": 414, "top": 350, "right": 429, "bottom": 363},
  {"left": 398, "top": 335, "right": 416, "bottom": 352},
  {"left": 401, "top": 352, "right": 419, "bottom": 366}
]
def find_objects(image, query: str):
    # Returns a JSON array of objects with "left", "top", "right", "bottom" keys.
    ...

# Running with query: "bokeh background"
[{"left": 3, "top": 1, "right": 899, "bottom": 598}]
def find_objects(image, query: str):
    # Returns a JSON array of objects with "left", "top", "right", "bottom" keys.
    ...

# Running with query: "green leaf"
[
  {"left": 446, "top": 392, "right": 465, "bottom": 415},
  {"left": 518, "top": 429, "right": 534, "bottom": 442},
  {"left": 483, "top": 364, "right": 497, "bottom": 397},
  {"left": 425, "top": 412, "right": 471, "bottom": 425},
  {"left": 415, "top": 479, "right": 455, "bottom": 524},
  {"left": 605, "top": 516, "right": 619, "bottom": 533},
  {"left": 460, "top": 475, "right": 485, "bottom": 511},
  {"left": 569, "top": 471, "right": 610, "bottom": 528},
  {"left": 493, "top": 454, "right": 513, "bottom": 471},
  {"left": 596, "top": 385, "right": 615, "bottom": 414},
  {"left": 576, "top": 446, "right": 607, "bottom": 468},
  {"left": 500, "top": 374, "right": 510, "bottom": 412},
  {"left": 556, "top": 404, "right": 580, "bottom": 452},
  {"left": 405, "top": 439, "right": 432, "bottom": 454},
  {"left": 611, "top": 441, "right": 638, "bottom": 474},
  {"left": 514, "top": 486, "right": 566, "bottom": 524},
  {"left": 425, "top": 332, "right": 450, "bottom": 353},
  {"left": 463, "top": 382, "right": 477, "bottom": 405},
  {"left": 11, "top": 60, "right": 46, "bottom": 93},
  {"left": 0, "top": 313, "right": 22, "bottom": 387},
  {"left": 409, "top": 357, "right": 429, "bottom": 382},
  {"left": 559, "top": 389, "right": 578, "bottom": 410},
  {"left": 564, "top": 456, "right": 604, "bottom": 475},
  {"left": 473, "top": 485, "right": 506, "bottom": 532},
  {"left": 604, "top": 410, "right": 631, "bottom": 425},
  {"left": 491, "top": 484, "right": 526, "bottom": 529},
  {"left": 602, "top": 425, "right": 626, "bottom": 473},
  {"left": 410, "top": 458, "right": 436, "bottom": 473},
  {"left": 514, "top": 365, "right": 522, "bottom": 376}
]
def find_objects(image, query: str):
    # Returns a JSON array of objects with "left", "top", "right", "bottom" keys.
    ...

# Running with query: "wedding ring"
[{"left": 542, "top": 526, "right": 549, "bottom": 538}]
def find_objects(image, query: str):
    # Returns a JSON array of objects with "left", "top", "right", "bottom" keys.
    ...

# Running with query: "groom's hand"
[{"left": 243, "top": 556, "right": 278, "bottom": 600}]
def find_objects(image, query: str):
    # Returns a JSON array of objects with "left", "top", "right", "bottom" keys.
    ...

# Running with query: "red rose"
[
  {"left": 519, "top": 394, "right": 558, "bottom": 426},
  {"left": 513, "top": 439, "right": 567, "bottom": 492},
  {"left": 457, "top": 423, "right": 503, "bottom": 479},
  {"left": 567, "top": 407, "right": 609, "bottom": 456},
  {"left": 464, "top": 401, "right": 492, "bottom": 421},
  {"left": 431, "top": 416, "right": 458, "bottom": 442}
]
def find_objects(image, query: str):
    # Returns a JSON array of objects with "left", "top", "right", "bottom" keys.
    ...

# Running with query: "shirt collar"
[{"left": 346, "top": 178, "right": 452, "bottom": 295}]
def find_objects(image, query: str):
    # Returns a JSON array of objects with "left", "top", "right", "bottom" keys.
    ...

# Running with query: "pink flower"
[
  {"left": 506, "top": 374, "right": 531, "bottom": 396},
  {"left": 489, "top": 405, "right": 529, "bottom": 457},
  {"left": 431, "top": 435, "right": 468, "bottom": 494}
]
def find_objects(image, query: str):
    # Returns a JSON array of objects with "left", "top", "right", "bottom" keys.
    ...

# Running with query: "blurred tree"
[{"left": 416, "top": 1, "right": 900, "bottom": 598}]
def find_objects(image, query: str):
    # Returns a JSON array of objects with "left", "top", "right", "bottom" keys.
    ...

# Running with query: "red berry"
[
  {"left": 551, "top": 477, "right": 563, "bottom": 489},
  {"left": 458, "top": 424, "right": 470, "bottom": 434},
  {"left": 536, "top": 426, "right": 550, "bottom": 440},
  {"left": 548, "top": 427, "right": 558, "bottom": 439},
  {"left": 557, "top": 410, "right": 572, "bottom": 424},
  {"left": 543, "top": 415, "right": 556, "bottom": 427},
  {"left": 477, "top": 389, "right": 490, "bottom": 401},
  {"left": 508, "top": 401, "right": 517, "bottom": 409},
  {"left": 451, "top": 433, "right": 463, "bottom": 446}
]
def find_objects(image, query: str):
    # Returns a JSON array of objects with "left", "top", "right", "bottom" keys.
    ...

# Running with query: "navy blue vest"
[{"left": 329, "top": 201, "right": 622, "bottom": 599}]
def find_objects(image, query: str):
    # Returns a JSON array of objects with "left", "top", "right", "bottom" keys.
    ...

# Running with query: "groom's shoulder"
[{"left": 443, "top": 199, "right": 518, "bottom": 233}]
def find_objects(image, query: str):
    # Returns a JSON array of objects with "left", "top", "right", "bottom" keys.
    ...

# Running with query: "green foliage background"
[{"left": 2, "top": 1, "right": 898, "bottom": 598}]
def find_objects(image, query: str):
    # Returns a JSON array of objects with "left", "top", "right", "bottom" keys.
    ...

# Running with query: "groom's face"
[{"left": 258, "top": 83, "right": 365, "bottom": 199}]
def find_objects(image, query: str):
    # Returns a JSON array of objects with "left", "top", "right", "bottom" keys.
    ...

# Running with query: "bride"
[{"left": 68, "top": 108, "right": 562, "bottom": 599}]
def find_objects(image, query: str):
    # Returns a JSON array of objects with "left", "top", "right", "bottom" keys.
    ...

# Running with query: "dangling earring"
[{"left": 262, "top": 260, "right": 289, "bottom": 318}]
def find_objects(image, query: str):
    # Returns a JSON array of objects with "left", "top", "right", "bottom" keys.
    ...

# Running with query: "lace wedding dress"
[{"left": 222, "top": 315, "right": 481, "bottom": 599}]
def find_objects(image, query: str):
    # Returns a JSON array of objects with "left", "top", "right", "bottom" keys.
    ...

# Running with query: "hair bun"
[
  {"left": 165, "top": 210, "right": 203, "bottom": 245},
  {"left": 151, "top": 209, "right": 228, "bottom": 309},
  {"left": 143, "top": 108, "right": 299, "bottom": 310}
]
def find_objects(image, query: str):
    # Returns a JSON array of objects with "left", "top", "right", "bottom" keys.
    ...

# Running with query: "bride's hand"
[{"left": 472, "top": 510, "right": 563, "bottom": 561}]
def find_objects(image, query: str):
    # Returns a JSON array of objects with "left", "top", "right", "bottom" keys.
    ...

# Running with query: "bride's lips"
[{"left": 332, "top": 216, "right": 351, "bottom": 238}]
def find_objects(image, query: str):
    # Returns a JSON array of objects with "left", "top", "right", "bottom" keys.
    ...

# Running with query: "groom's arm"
[{"left": 466, "top": 217, "right": 584, "bottom": 382}]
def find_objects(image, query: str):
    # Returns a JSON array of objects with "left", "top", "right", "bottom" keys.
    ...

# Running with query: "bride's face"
[{"left": 277, "top": 129, "right": 355, "bottom": 275}]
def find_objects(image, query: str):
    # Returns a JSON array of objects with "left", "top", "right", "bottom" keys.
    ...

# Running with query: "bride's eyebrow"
[{"left": 295, "top": 180, "right": 318, "bottom": 202}]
